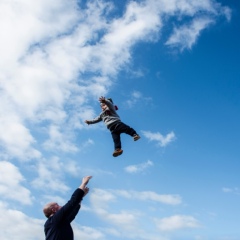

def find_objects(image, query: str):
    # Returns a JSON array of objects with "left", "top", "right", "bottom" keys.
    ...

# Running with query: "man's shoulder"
[{"left": 44, "top": 217, "right": 52, "bottom": 228}]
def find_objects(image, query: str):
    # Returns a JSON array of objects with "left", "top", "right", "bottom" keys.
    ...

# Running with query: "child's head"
[
  {"left": 100, "top": 103, "right": 107, "bottom": 111},
  {"left": 100, "top": 98, "right": 118, "bottom": 111}
]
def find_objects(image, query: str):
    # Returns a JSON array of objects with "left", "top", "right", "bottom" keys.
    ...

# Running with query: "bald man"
[{"left": 43, "top": 176, "right": 92, "bottom": 240}]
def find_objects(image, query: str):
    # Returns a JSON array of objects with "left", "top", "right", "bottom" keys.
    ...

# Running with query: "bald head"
[{"left": 43, "top": 202, "right": 61, "bottom": 218}]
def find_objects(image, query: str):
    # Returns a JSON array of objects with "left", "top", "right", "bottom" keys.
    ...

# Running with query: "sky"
[{"left": 0, "top": 0, "right": 239, "bottom": 239}]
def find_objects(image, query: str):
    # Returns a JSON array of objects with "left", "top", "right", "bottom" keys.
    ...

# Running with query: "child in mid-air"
[{"left": 85, "top": 96, "right": 140, "bottom": 157}]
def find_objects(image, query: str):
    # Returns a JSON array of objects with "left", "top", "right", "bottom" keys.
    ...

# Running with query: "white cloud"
[
  {"left": 106, "top": 210, "right": 140, "bottom": 229},
  {"left": 0, "top": 99, "right": 41, "bottom": 160},
  {"left": 0, "top": 161, "right": 32, "bottom": 205},
  {"left": 74, "top": 225, "right": 106, "bottom": 240},
  {"left": 142, "top": 130, "right": 176, "bottom": 147},
  {"left": 154, "top": 215, "right": 200, "bottom": 231},
  {"left": 165, "top": 17, "right": 214, "bottom": 51},
  {"left": 115, "top": 190, "right": 182, "bottom": 205},
  {"left": 162, "top": 0, "right": 231, "bottom": 51},
  {"left": 93, "top": 1, "right": 162, "bottom": 76},
  {"left": 31, "top": 157, "right": 70, "bottom": 193},
  {"left": 89, "top": 188, "right": 183, "bottom": 239},
  {"left": 0, "top": 0, "right": 79, "bottom": 68},
  {"left": 79, "top": 139, "right": 95, "bottom": 151},
  {"left": 222, "top": 187, "right": 240, "bottom": 195},
  {"left": 125, "top": 160, "right": 154, "bottom": 173},
  {"left": 125, "top": 91, "right": 152, "bottom": 108},
  {"left": 91, "top": 188, "right": 182, "bottom": 208},
  {"left": 43, "top": 124, "right": 78, "bottom": 152},
  {"left": 222, "top": 187, "right": 233, "bottom": 193},
  {"left": 126, "top": 91, "right": 142, "bottom": 108},
  {"left": 90, "top": 188, "right": 116, "bottom": 210},
  {"left": 63, "top": 160, "right": 83, "bottom": 177},
  {"left": 90, "top": 189, "right": 141, "bottom": 231},
  {"left": 0, "top": 201, "right": 44, "bottom": 240}
]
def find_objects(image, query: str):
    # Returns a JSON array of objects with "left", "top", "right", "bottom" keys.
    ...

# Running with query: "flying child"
[{"left": 85, "top": 96, "right": 140, "bottom": 157}]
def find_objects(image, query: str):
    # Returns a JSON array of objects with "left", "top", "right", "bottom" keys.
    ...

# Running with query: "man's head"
[{"left": 43, "top": 202, "right": 61, "bottom": 218}]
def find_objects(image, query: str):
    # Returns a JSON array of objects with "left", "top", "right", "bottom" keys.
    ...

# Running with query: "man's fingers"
[{"left": 83, "top": 176, "right": 92, "bottom": 184}]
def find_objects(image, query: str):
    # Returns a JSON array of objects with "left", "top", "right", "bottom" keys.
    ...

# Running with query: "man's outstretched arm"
[
  {"left": 51, "top": 176, "right": 92, "bottom": 224},
  {"left": 67, "top": 182, "right": 91, "bottom": 222}
]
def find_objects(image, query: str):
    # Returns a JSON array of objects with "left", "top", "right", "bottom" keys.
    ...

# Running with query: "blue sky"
[{"left": 0, "top": 0, "right": 239, "bottom": 239}]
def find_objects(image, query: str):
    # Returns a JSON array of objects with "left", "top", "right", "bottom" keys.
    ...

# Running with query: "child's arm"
[
  {"left": 85, "top": 115, "right": 102, "bottom": 125},
  {"left": 99, "top": 96, "right": 116, "bottom": 112},
  {"left": 104, "top": 99, "right": 116, "bottom": 112}
]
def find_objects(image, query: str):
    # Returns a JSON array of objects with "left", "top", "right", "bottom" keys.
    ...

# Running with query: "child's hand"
[{"left": 99, "top": 96, "right": 106, "bottom": 103}]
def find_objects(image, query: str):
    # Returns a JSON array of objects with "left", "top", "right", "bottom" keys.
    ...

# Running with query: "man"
[{"left": 43, "top": 176, "right": 92, "bottom": 240}]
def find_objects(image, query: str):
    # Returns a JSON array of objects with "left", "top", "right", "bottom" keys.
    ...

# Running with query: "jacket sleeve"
[
  {"left": 105, "top": 99, "right": 116, "bottom": 113},
  {"left": 51, "top": 188, "right": 85, "bottom": 225},
  {"left": 66, "top": 204, "right": 81, "bottom": 222},
  {"left": 87, "top": 114, "right": 102, "bottom": 124}
]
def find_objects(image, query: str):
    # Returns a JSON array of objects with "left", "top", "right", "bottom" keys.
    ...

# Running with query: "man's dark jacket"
[{"left": 44, "top": 188, "right": 84, "bottom": 240}]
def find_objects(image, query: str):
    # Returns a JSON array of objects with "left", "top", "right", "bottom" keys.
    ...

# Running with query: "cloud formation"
[
  {"left": 165, "top": 17, "right": 215, "bottom": 51},
  {"left": 142, "top": 130, "right": 176, "bottom": 147},
  {"left": 124, "top": 160, "right": 153, "bottom": 173},
  {"left": 0, "top": 201, "right": 44, "bottom": 240},
  {"left": 222, "top": 187, "right": 240, "bottom": 195},
  {"left": 154, "top": 215, "right": 200, "bottom": 231},
  {"left": 0, "top": 161, "right": 32, "bottom": 205},
  {"left": 88, "top": 188, "right": 188, "bottom": 239}
]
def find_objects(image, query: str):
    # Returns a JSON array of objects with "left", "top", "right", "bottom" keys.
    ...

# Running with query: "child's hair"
[
  {"left": 107, "top": 98, "right": 113, "bottom": 103},
  {"left": 107, "top": 98, "right": 118, "bottom": 110}
]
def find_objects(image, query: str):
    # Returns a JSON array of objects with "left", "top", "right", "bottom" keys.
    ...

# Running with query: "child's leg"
[
  {"left": 115, "top": 122, "right": 137, "bottom": 136},
  {"left": 111, "top": 131, "right": 121, "bottom": 149}
]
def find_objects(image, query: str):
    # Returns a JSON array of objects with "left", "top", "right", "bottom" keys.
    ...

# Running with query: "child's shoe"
[
  {"left": 113, "top": 149, "right": 123, "bottom": 157},
  {"left": 133, "top": 134, "right": 140, "bottom": 141}
]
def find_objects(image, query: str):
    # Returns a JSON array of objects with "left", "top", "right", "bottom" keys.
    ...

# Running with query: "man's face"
[
  {"left": 43, "top": 202, "right": 62, "bottom": 218},
  {"left": 50, "top": 203, "right": 61, "bottom": 213}
]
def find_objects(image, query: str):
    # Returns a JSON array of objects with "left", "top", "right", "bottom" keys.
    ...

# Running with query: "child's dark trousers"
[{"left": 109, "top": 122, "right": 137, "bottom": 149}]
